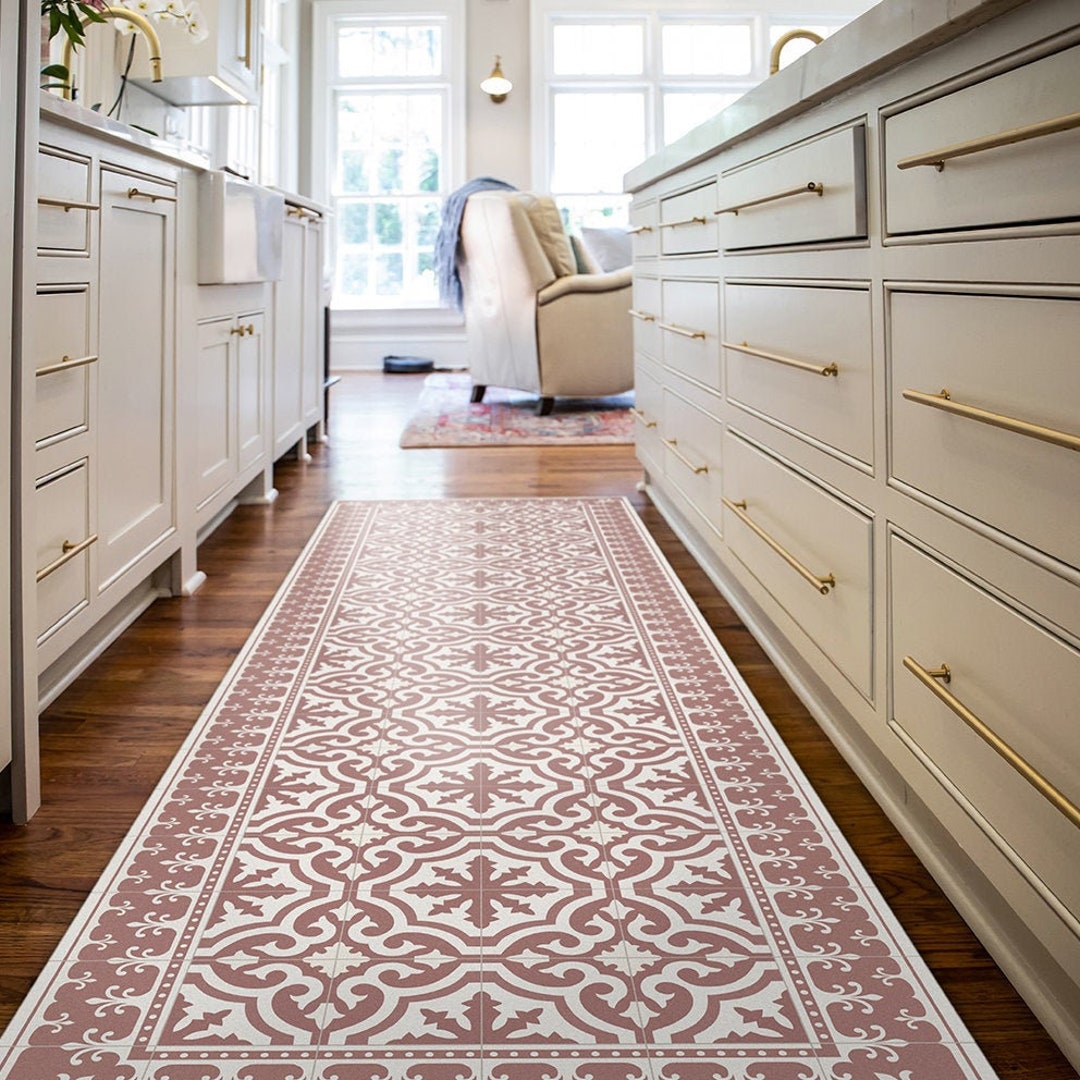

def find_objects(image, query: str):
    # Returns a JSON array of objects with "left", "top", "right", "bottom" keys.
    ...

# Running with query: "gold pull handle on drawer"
[
  {"left": 715, "top": 182, "right": 824, "bottom": 216},
  {"left": 229, "top": 325, "right": 245, "bottom": 336},
  {"left": 36, "top": 533, "right": 98, "bottom": 583},
  {"left": 246, "top": 324, "right": 255, "bottom": 335},
  {"left": 663, "top": 438, "right": 709, "bottom": 474},
  {"left": 35, "top": 353, "right": 99, "bottom": 378},
  {"left": 630, "top": 407, "right": 657, "bottom": 429},
  {"left": 896, "top": 109, "right": 1080, "bottom": 172},
  {"left": 37, "top": 196, "right": 100, "bottom": 213},
  {"left": 723, "top": 497, "right": 835, "bottom": 595},
  {"left": 657, "top": 321, "right": 707, "bottom": 340},
  {"left": 126, "top": 187, "right": 178, "bottom": 204},
  {"left": 903, "top": 388, "right": 1080, "bottom": 453},
  {"left": 722, "top": 340, "right": 838, "bottom": 377},
  {"left": 626, "top": 224, "right": 653, "bottom": 235},
  {"left": 659, "top": 215, "right": 707, "bottom": 229},
  {"left": 903, "top": 656, "right": 1080, "bottom": 830},
  {"left": 628, "top": 309, "right": 656, "bottom": 323}
]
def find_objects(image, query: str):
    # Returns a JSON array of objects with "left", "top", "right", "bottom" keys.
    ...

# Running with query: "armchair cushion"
[
  {"left": 516, "top": 193, "right": 576, "bottom": 278},
  {"left": 581, "top": 225, "right": 632, "bottom": 271}
]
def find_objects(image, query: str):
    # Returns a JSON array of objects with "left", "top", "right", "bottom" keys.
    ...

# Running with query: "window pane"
[
  {"left": 339, "top": 202, "right": 369, "bottom": 244},
  {"left": 376, "top": 253, "right": 403, "bottom": 296},
  {"left": 557, "top": 194, "right": 630, "bottom": 236},
  {"left": 552, "top": 93, "right": 645, "bottom": 193},
  {"left": 663, "top": 91, "right": 743, "bottom": 144},
  {"left": 337, "top": 22, "right": 442, "bottom": 77},
  {"left": 553, "top": 23, "right": 643, "bottom": 75},
  {"left": 662, "top": 23, "right": 751, "bottom": 76},
  {"left": 339, "top": 254, "right": 368, "bottom": 299}
]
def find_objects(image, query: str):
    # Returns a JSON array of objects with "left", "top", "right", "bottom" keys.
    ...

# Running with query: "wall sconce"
[{"left": 480, "top": 55, "right": 512, "bottom": 103}]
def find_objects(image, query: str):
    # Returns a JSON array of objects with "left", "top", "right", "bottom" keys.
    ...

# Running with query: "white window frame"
[{"left": 311, "top": 0, "right": 466, "bottom": 311}]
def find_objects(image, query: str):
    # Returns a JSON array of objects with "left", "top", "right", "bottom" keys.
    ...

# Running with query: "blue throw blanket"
[{"left": 436, "top": 176, "right": 517, "bottom": 311}]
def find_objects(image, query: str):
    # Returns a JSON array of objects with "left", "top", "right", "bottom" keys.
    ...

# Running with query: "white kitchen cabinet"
[{"left": 273, "top": 200, "right": 326, "bottom": 462}]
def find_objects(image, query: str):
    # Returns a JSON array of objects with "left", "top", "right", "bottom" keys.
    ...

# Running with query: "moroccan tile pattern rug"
[
  {"left": 398, "top": 374, "right": 635, "bottom": 448},
  {"left": 0, "top": 499, "right": 997, "bottom": 1080}
]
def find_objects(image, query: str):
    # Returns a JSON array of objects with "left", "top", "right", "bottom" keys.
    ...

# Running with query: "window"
[
  {"left": 313, "top": 0, "right": 464, "bottom": 309},
  {"left": 534, "top": 2, "right": 855, "bottom": 231}
]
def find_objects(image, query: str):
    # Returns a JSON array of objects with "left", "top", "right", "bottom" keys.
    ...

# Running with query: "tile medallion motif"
[{"left": 0, "top": 499, "right": 998, "bottom": 1079}]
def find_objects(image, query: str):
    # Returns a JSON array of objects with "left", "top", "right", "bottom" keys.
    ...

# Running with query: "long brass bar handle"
[
  {"left": 126, "top": 187, "right": 178, "bottom": 204},
  {"left": 722, "top": 339, "right": 838, "bottom": 377},
  {"left": 723, "top": 497, "right": 835, "bottom": 595},
  {"left": 716, "top": 182, "right": 824, "bottom": 216},
  {"left": 896, "top": 110, "right": 1080, "bottom": 172},
  {"left": 659, "top": 215, "right": 707, "bottom": 229},
  {"left": 663, "top": 438, "right": 709, "bottom": 474},
  {"left": 903, "top": 656, "right": 1080, "bottom": 830},
  {"left": 626, "top": 224, "right": 653, "bottom": 235},
  {"left": 287, "top": 205, "right": 320, "bottom": 220},
  {"left": 628, "top": 309, "right": 656, "bottom": 323},
  {"left": 658, "top": 321, "right": 707, "bottom": 340},
  {"left": 36, "top": 353, "right": 99, "bottom": 378},
  {"left": 37, "top": 196, "right": 99, "bottom": 212},
  {"left": 630, "top": 407, "right": 657, "bottom": 429},
  {"left": 36, "top": 533, "right": 98, "bottom": 584},
  {"left": 903, "top": 388, "right": 1080, "bottom": 453}
]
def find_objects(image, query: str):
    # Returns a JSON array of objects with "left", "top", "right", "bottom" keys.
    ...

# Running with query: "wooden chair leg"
[
  {"left": 536, "top": 396, "right": 555, "bottom": 416},
  {"left": 470, "top": 384, "right": 486, "bottom": 404}
]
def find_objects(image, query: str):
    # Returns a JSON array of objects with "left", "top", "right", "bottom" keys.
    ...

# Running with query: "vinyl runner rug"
[{"left": 0, "top": 499, "right": 998, "bottom": 1080}]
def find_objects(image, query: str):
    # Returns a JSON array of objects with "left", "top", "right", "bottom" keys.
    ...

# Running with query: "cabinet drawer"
[
  {"left": 660, "top": 181, "right": 718, "bottom": 255},
  {"left": 724, "top": 433, "right": 873, "bottom": 697},
  {"left": 633, "top": 359, "right": 663, "bottom": 476},
  {"left": 884, "top": 44, "right": 1080, "bottom": 236},
  {"left": 718, "top": 124, "right": 867, "bottom": 250},
  {"left": 724, "top": 282, "right": 873, "bottom": 465},
  {"left": 35, "top": 460, "right": 94, "bottom": 644},
  {"left": 889, "top": 289, "right": 1080, "bottom": 568},
  {"left": 890, "top": 536, "right": 1080, "bottom": 923},
  {"left": 629, "top": 199, "right": 658, "bottom": 259},
  {"left": 662, "top": 389, "right": 723, "bottom": 537},
  {"left": 33, "top": 285, "right": 95, "bottom": 449},
  {"left": 37, "top": 144, "right": 95, "bottom": 255},
  {"left": 660, "top": 279, "right": 720, "bottom": 390},
  {"left": 630, "top": 277, "right": 660, "bottom": 360}
]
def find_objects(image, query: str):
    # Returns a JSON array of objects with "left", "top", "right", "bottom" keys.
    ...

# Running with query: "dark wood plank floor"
[{"left": 0, "top": 372, "right": 1075, "bottom": 1077}]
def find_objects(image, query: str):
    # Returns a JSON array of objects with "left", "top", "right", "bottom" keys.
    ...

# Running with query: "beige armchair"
[{"left": 457, "top": 191, "right": 633, "bottom": 415}]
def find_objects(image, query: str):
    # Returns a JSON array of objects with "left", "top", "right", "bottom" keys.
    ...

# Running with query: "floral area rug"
[
  {"left": 399, "top": 372, "right": 635, "bottom": 447},
  {"left": 0, "top": 498, "right": 998, "bottom": 1080}
]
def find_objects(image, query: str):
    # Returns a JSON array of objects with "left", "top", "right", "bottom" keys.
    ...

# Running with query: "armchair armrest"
[{"left": 537, "top": 267, "right": 632, "bottom": 306}]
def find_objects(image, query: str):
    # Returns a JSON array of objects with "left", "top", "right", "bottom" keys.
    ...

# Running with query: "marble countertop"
[{"left": 624, "top": 0, "right": 1031, "bottom": 192}]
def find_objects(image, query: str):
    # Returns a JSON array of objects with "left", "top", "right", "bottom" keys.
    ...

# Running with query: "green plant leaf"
[{"left": 41, "top": 63, "right": 70, "bottom": 79}]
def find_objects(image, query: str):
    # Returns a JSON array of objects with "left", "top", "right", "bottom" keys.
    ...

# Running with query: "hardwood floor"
[{"left": 1, "top": 371, "right": 1075, "bottom": 1077}]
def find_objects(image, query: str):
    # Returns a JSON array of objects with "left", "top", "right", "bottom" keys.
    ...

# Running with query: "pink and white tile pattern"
[{"left": 0, "top": 499, "right": 998, "bottom": 1079}]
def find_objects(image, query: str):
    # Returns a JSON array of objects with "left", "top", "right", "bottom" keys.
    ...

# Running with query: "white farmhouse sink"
[{"left": 197, "top": 171, "right": 285, "bottom": 284}]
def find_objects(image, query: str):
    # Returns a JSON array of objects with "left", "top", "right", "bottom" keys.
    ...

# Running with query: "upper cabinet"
[{"left": 130, "top": 0, "right": 261, "bottom": 105}]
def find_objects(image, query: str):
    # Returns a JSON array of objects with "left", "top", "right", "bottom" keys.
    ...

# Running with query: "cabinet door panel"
[
  {"left": 273, "top": 216, "right": 305, "bottom": 456},
  {"left": 237, "top": 313, "right": 266, "bottom": 470},
  {"left": 301, "top": 223, "right": 322, "bottom": 426},
  {"left": 196, "top": 319, "right": 234, "bottom": 508}
]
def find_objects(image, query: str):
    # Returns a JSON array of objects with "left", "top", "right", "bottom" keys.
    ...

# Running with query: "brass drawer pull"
[
  {"left": 903, "top": 656, "right": 1080, "bottom": 830},
  {"left": 230, "top": 324, "right": 256, "bottom": 336},
  {"left": 36, "top": 533, "right": 98, "bottom": 583},
  {"left": 37, "top": 196, "right": 99, "bottom": 212},
  {"left": 723, "top": 497, "right": 835, "bottom": 595},
  {"left": 36, "top": 353, "right": 99, "bottom": 378},
  {"left": 723, "top": 339, "right": 838, "bottom": 377},
  {"left": 287, "top": 205, "right": 320, "bottom": 220},
  {"left": 630, "top": 407, "right": 657, "bottom": 429},
  {"left": 896, "top": 109, "right": 1080, "bottom": 172},
  {"left": 658, "top": 321, "right": 707, "bottom": 340},
  {"left": 126, "top": 187, "right": 177, "bottom": 204},
  {"left": 903, "top": 388, "right": 1080, "bottom": 453},
  {"left": 626, "top": 224, "right": 653, "bottom": 235},
  {"left": 628, "top": 309, "right": 656, "bottom": 322},
  {"left": 659, "top": 215, "right": 707, "bottom": 229},
  {"left": 663, "top": 438, "right": 708, "bottom": 474},
  {"left": 716, "top": 182, "right": 824, "bottom": 216}
]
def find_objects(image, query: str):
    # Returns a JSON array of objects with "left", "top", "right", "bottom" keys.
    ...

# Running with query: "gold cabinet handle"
[
  {"left": 35, "top": 353, "right": 99, "bottom": 378},
  {"left": 715, "top": 182, "right": 824, "bottom": 216},
  {"left": 36, "top": 533, "right": 98, "bottom": 583},
  {"left": 902, "top": 388, "right": 1080, "bottom": 453},
  {"left": 245, "top": 323, "right": 255, "bottom": 335},
  {"left": 37, "top": 196, "right": 99, "bottom": 212},
  {"left": 903, "top": 656, "right": 1080, "bottom": 830},
  {"left": 659, "top": 215, "right": 707, "bottom": 229},
  {"left": 229, "top": 324, "right": 256, "bottom": 336},
  {"left": 722, "top": 339, "right": 838, "bottom": 377},
  {"left": 896, "top": 109, "right": 1080, "bottom": 172},
  {"left": 663, "top": 438, "right": 708, "bottom": 474},
  {"left": 126, "top": 187, "right": 177, "bottom": 204},
  {"left": 287, "top": 205, "right": 319, "bottom": 220},
  {"left": 723, "top": 497, "right": 835, "bottom": 595},
  {"left": 628, "top": 309, "right": 656, "bottom": 322},
  {"left": 658, "top": 321, "right": 707, "bottom": 340},
  {"left": 630, "top": 407, "right": 657, "bottom": 429},
  {"left": 626, "top": 224, "right": 653, "bottom": 235}
]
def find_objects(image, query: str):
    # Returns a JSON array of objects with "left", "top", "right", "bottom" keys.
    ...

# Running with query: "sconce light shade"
[{"left": 480, "top": 55, "right": 512, "bottom": 103}]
